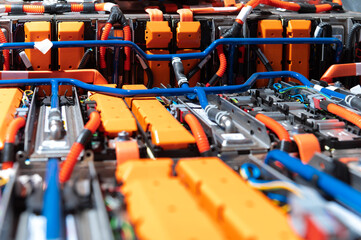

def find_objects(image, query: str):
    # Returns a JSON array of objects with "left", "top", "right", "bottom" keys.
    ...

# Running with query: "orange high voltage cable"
[
  {"left": 100, "top": 23, "right": 112, "bottom": 69},
  {"left": 2, "top": 117, "right": 26, "bottom": 169},
  {"left": 255, "top": 113, "right": 291, "bottom": 151},
  {"left": 320, "top": 62, "right": 360, "bottom": 83},
  {"left": 323, "top": 102, "right": 361, "bottom": 129},
  {"left": 184, "top": 114, "right": 211, "bottom": 155},
  {"left": 59, "top": 110, "right": 101, "bottom": 183},
  {"left": 0, "top": 28, "right": 9, "bottom": 70}
]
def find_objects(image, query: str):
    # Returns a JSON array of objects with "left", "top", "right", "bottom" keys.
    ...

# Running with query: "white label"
[
  {"left": 356, "top": 63, "right": 361, "bottom": 76},
  {"left": 236, "top": 5, "right": 252, "bottom": 23},
  {"left": 313, "top": 84, "right": 323, "bottom": 91},
  {"left": 213, "top": 7, "right": 238, "bottom": 12},
  {"left": 19, "top": 51, "right": 32, "bottom": 68},
  {"left": 34, "top": 39, "right": 53, "bottom": 54},
  {"left": 326, "top": 86, "right": 338, "bottom": 91},
  {"left": 222, "top": 133, "right": 245, "bottom": 140},
  {"left": 104, "top": 3, "right": 116, "bottom": 12}
]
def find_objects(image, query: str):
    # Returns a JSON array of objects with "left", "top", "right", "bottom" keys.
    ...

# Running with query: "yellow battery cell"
[{"left": 58, "top": 22, "right": 84, "bottom": 70}]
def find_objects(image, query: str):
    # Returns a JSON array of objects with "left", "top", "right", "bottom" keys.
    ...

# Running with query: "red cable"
[
  {"left": 0, "top": 28, "right": 9, "bottom": 70},
  {"left": 100, "top": 23, "right": 112, "bottom": 69},
  {"left": 123, "top": 25, "right": 131, "bottom": 72},
  {"left": 184, "top": 114, "right": 210, "bottom": 154},
  {"left": 255, "top": 113, "right": 291, "bottom": 142},
  {"left": 59, "top": 111, "right": 101, "bottom": 183}
]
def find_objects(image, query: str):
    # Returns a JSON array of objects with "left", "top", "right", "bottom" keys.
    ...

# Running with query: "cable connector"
[
  {"left": 172, "top": 57, "right": 188, "bottom": 87},
  {"left": 221, "top": 21, "right": 243, "bottom": 38},
  {"left": 107, "top": 6, "right": 128, "bottom": 27}
]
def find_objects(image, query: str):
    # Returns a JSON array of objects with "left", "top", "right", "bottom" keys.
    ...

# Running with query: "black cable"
[
  {"left": 314, "top": 22, "right": 333, "bottom": 80},
  {"left": 145, "top": 68, "right": 153, "bottom": 89},
  {"left": 78, "top": 48, "right": 94, "bottom": 69},
  {"left": 345, "top": 23, "right": 361, "bottom": 63},
  {"left": 251, "top": 45, "right": 274, "bottom": 88},
  {"left": 136, "top": 54, "right": 153, "bottom": 89},
  {"left": 314, "top": 22, "right": 332, "bottom": 38},
  {"left": 186, "top": 55, "right": 212, "bottom": 80}
]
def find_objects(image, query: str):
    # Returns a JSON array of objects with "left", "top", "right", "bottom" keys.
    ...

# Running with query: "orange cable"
[
  {"left": 5, "top": 117, "right": 26, "bottom": 143},
  {"left": 59, "top": 111, "right": 101, "bottom": 183},
  {"left": 123, "top": 25, "right": 132, "bottom": 72},
  {"left": 184, "top": 114, "right": 210, "bottom": 154},
  {"left": 255, "top": 113, "right": 291, "bottom": 142},
  {"left": 0, "top": 28, "right": 9, "bottom": 70},
  {"left": 100, "top": 22, "right": 112, "bottom": 69},
  {"left": 327, "top": 103, "right": 361, "bottom": 129}
]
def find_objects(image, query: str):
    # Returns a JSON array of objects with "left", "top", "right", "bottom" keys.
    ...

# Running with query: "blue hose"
[
  {"left": 265, "top": 150, "right": 361, "bottom": 215},
  {"left": 43, "top": 158, "right": 62, "bottom": 240},
  {"left": 50, "top": 79, "right": 59, "bottom": 109},
  {"left": 0, "top": 71, "right": 346, "bottom": 108},
  {"left": 0, "top": 38, "right": 343, "bottom": 62}
]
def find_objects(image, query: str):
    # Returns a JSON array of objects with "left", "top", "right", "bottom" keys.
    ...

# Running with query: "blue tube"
[
  {"left": 180, "top": 83, "right": 196, "bottom": 100},
  {"left": 0, "top": 38, "right": 343, "bottom": 62},
  {"left": 43, "top": 158, "right": 62, "bottom": 240},
  {"left": 265, "top": 150, "right": 361, "bottom": 215},
  {"left": 193, "top": 87, "right": 208, "bottom": 108},
  {"left": 0, "top": 71, "right": 347, "bottom": 108},
  {"left": 320, "top": 87, "right": 346, "bottom": 100},
  {"left": 50, "top": 79, "right": 59, "bottom": 109}
]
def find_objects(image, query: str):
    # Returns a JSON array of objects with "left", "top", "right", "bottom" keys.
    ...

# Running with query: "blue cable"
[
  {"left": 266, "top": 192, "right": 288, "bottom": 203},
  {"left": 0, "top": 71, "right": 347, "bottom": 109},
  {"left": 265, "top": 150, "right": 361, "bottom": 215},
  {"left": 273, "top": 83, "right": 282, "bottom": 89},
  {"left": 43, "top": 158, "right": 62, "bottom": 240},
  {"left": 0, "top": 38, "right": 343, "bottom": 62},
  {"left": 291, "top": 94, "right": 305, "bottom": 103}
]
